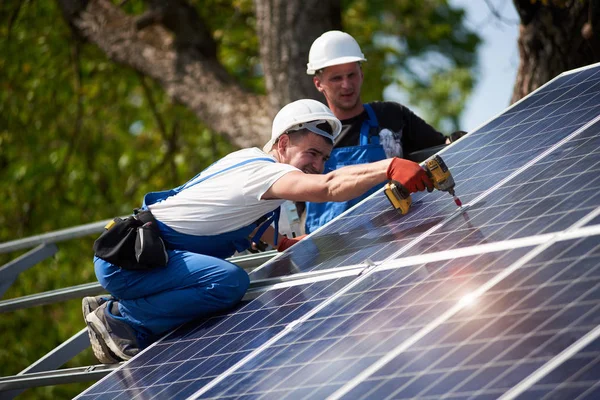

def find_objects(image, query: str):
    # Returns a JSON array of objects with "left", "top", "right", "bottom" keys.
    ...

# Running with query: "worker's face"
[
  {"left": 279, "top": 132, "right": 333, "bottom": 174},
  {"left": 313, "top": 62, "right": 364, "bottom": 112}
]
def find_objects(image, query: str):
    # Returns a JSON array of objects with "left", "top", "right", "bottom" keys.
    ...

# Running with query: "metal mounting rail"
[
  {"left": 0, "top": 251, "right": 278, "bottom": 313},
  {"left": 0, "top": 282, "right": 104, "bottom": 313},
  {"left": 0, "top": 219, "right": 112, "bottom": 254},
  {"left": 0, "top": 364, "right": 120, "bottom": 392}
]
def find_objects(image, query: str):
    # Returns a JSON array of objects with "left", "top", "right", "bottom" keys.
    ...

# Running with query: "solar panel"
[
  {"left": 251, "top": 65, "right": 600, "bottom": 280},
  {"left": 76, "top": 63, "right": 600, "bottom": 400},
  {"left": 77, "top": 276, "right": 357, "bottom": 399},
  {"left": 192, "top": 247, "right": 536, "bottom": 398},
  {"left": 342, "top": 237, "right": 600, "bottom": 400}
]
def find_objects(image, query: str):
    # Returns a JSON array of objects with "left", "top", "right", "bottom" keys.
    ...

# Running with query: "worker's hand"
[
  {"left": 248, "top": 240, "right": 268, "bottom": 253},
  {"left": 449, "top": 130, "right": 467, "bottom": 143},
  {"left": 277, "top": 234, "right": 307, "bottom": 252},
  {"left": 386, "top": 158, "right": 433, "bottom": 193}
]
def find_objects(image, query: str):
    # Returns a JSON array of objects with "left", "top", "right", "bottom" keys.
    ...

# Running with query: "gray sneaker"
[
  {"left": 83, "top": 296, "right": 120, "bottom": 364},
  {"left": 85, "top": 300, "right": 141, "bottom": 361},
  {"left": 82, "top": 295, "right": 113, "bottom": 320}
]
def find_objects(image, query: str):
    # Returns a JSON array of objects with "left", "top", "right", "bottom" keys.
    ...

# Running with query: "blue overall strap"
[
  {"left": 251, "top": 206, "right": 281, "bottom": 247},
  {"left": 144, "top": 155, "right": 281, "bottom": 253},
  {"left": 181, "top": 156, "right": 281, "bottom": 245},
  {"left": 359, "top": 103, "right": 379, "bottom": 145},
  {"left": 142, "top": 157, "right": 276, "bottom": 209},
  {"left": 179, "top": 157, "right": 276, "bottom": 192}
]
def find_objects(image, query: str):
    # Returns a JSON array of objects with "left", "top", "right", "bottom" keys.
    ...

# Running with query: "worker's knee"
[
  {"left": 213, "top": 263, "right": 250, "bottom": 304},
  {"left": 229, "top": 265, "right": 250, "bottom": 300}
]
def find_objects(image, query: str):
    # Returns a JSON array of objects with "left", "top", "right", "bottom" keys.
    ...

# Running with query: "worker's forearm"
[{"left": 322, "top": 159, "right": 391, "bottom": 202}]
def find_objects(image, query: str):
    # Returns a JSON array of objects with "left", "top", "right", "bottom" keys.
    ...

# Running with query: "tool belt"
[{"left": 93, "top": 209, "right": 168, "bottom": 271}]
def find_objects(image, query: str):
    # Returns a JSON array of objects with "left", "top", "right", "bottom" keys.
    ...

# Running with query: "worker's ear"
[
  {"left": 313, "top": 76, "right": 324, "bottom": 93},
  {"left": 277, "top": 134, "right": 291, "bottom": 154}
]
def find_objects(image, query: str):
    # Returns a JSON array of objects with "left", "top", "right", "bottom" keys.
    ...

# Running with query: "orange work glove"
[
  {"left": 277, "top": 234, "right": 307, "bottom": 252},
  {"left": 386, "top": 157, "right": 433, "bottom": 193}
]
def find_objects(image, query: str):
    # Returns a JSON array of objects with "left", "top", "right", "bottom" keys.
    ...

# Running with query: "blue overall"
[
  {"left": 304, "top": 104, "right": 387, "bottom": 233},
  {"left": 94, "top": 157, "right": 280, "bottom": 339}
]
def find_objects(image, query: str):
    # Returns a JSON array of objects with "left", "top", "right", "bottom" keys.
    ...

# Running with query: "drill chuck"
[
  {"left": 425, "top": 155, "right": 455, "bottom": 192},
  {"left": 425, "top": 155, "right": 462, "bottom": 207}
]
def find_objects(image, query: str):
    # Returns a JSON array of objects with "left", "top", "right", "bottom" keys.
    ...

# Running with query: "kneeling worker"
[{"left": 83, "top": 99, "right": 433, "bottom": 363}]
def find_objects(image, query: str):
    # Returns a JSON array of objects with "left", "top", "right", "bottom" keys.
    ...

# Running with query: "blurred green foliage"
[
  {"left": 0, "top": 0, "right": 479, "bottom": 398},
  {"left": 1, "top": 1, "right": 234, "bottom": 398},
  {"left": 343, "top": 0, "right": 480, "bottom": 132}
]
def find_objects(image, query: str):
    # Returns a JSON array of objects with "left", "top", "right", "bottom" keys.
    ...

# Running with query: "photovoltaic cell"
[{"left": 251, "top": 65, "right": 600, "bottom": 279}]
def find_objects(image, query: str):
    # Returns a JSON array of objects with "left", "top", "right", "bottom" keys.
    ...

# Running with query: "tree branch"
[
  {"left": 137, "top": 0, "right": 217, "bottom": 59},
  {"left": 483, "top": 0, "right": 520, "bottom": 25},
  {"left": 57, "top": 0, "right": 271, "bottom": 149}
]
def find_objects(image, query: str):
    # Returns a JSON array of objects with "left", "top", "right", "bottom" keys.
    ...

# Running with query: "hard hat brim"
[
  {"left": 306, "top": 56, "right": 367, "bottom": 75},
  {"left": 263, "top": 139, "right": 276, "bottom": 153},
  {"left": 264, "top": 116, "right": 342, "bottom": 153}
]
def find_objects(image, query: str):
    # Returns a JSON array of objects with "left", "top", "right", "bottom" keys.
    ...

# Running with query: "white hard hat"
[
  {"left": 306, "top": 31, "right": 366, "bottom": 75},
  {"left": 263, "top": 99, "right": 342, "bottom": 153}
]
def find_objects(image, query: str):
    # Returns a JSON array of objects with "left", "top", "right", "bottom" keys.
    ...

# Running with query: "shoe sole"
[
  {"left": 86, "top": 311, "right": 134, "bottom": 361},
  {"left": 83, "top": 296, "right": 120, "bottom": 364},
  {"left": 86, "top": 324, "right": 121, "bottom": 364}
]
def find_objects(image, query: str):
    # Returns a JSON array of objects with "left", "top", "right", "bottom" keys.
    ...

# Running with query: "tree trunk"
[
  {"left": 512, "top": 0, "right": 600, "bottom": 103},
  {"left": 253, "top": 0, "right": 341, "bottom": 113},
  {"left": 56, "top": 0, "right": 339, "bottom": 149}
]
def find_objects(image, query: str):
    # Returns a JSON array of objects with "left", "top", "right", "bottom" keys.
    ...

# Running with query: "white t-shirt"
[{"left": 148, "top": 148, "right": 299, "bottom": 236}]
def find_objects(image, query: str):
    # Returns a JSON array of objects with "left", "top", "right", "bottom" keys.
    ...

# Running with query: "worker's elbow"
[
  {"left": 311, "top": 184, "right": 333, "bottom": 203},
  {"left": 314, "top": 175, "right": 344, "bottom": 202},
  {"left": 301, "top": 174, "right": 342, "bottom": 203}
]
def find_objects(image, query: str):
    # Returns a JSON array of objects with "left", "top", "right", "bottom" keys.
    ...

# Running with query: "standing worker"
[
  {"left": 83, "top": 99, "right": 433, "bottom": 363},
  {"left": 304, "top": 30, "right": 464, "bottom": 233}
]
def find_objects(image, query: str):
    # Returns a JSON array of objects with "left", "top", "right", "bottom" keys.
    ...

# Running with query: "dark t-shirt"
[{"left": 335, "top": 101, "right": 446, "bottom": 157}]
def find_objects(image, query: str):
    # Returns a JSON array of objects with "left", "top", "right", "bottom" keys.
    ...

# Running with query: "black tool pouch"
[{"left": 93, "top": 210, "right": 168, "bottom": 271}]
